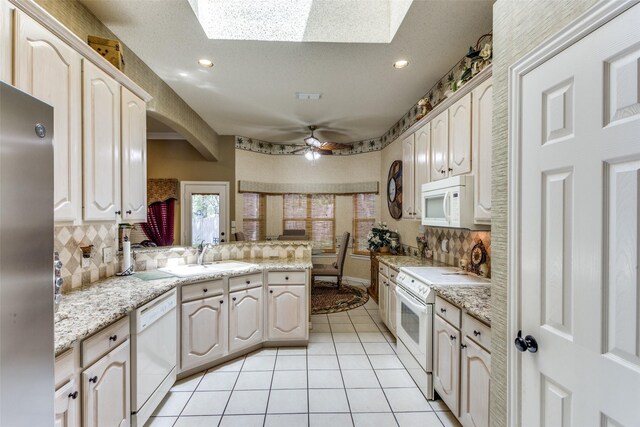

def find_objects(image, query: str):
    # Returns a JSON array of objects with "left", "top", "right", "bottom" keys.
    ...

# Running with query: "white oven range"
[{"left": 395, "top": 266, "right": 489, "bottom": 400}]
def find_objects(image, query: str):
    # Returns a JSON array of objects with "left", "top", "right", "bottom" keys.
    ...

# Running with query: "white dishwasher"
[{"left": 131, "top": 288, "right": 177, "bottom": 427}]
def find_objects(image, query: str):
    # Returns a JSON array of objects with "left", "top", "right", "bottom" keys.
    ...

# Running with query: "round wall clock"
[{"left": 387, "top": 160, "right": 402, "bottom": 219}]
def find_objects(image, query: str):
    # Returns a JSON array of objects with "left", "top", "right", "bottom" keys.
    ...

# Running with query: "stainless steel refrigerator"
[{"left": 0, "top": 81, "right": 54, "bottom": 426}]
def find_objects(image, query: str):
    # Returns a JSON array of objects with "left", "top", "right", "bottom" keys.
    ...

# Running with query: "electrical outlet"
[
  {"left": 102, "top": 247, "right": 113, "bottom": 263},
  {"left": 81, "top": 257, "right": 91, "bottom": 269}
]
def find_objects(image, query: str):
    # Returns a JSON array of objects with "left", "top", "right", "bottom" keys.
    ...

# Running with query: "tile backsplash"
[{"left": 54, "top": 224, "right": 118, "bottom": 292}]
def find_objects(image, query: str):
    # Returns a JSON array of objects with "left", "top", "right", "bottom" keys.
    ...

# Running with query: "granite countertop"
[
  {"left": 54, "top": 259, "right": 312, "bottom": 356},
  {"left": 378, "top": 255, "right": 491, "bottom": 325}
]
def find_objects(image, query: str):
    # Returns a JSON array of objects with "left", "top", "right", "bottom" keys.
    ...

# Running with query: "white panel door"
[
  {"left": 460, "top": 337, "right": 491, "bottom": 427},
  {"left": 402, "top": 134, "right": 415, "bottom": 217},
  {"left": 472, "top": 77, "right": 493, "bottom": 224},
  {"left": 267, "top": 285, "right": 306, "bottom": 340},
  {"left": 414, "top": 122, "right": 430, "bottom": 218},
  {"left": 518, "top": 4, "right": 640, "bottom": 425},
  {"left": 120, "top": 86, "right": 147, "bottom": 222},
  {"left": 378, "top": 273, "right": 388, "bottom": 326},
  {"left": 430, "top": 109, "right": 449, "bottom": 180},
  {"left": 14, "top": 11, "right": 81, "bottom": 223},
  {"left": 229, "top": 286, "right": 263, "bottom": 353},
  {"left": 54, "top": 380, "right": 78, "bottom": 427},
  {"left": 448, "top": 92, "right": 472, "bottom": 176},
  {"left": 82, "top": 341, "right": 130, "bottom": 427},
  {"left": 434, "top": 315, "right": 460, "bottom": 416},
  {"left": 181, "top": 295, "right": 226, "bottom": 370},
  {"left": 83, "top": 59, "right": 121, "bottom": 221}
]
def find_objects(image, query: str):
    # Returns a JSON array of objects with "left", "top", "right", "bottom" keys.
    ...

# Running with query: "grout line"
[
  {"left": 329, "top": 311, "right": 355, "bottom": 427},
  {"left": 217, "top": 356, "right": 247, "bottom": 426}
]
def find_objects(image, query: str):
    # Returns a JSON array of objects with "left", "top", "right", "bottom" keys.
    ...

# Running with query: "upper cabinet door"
[
  {"left": 14, "top": 11, "right": 82, "bottom": 224},
  {"left": 414, "top": 122, "right": 430, "bottom": 217},
  {"left": 82, "top": 60, "right": 121, "bottom": 221},
  {"left": 472, "top": 78, "right": 493, "bottom": 224},
  {"left": 448, "top": 92, "right": 472, "bottom": 176},
  {"left": 430, "top": 109, "right": 449, "bottom": 181},
  {"left": 401, "top": 134, "right": 415, "bottom": 217},
  {"left": 120, "top": 87, "right": 147, "bottom": 222}
]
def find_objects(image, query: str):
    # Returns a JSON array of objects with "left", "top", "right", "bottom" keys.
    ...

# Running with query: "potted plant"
[{"left": 368, "top": 222, "right": 398, "bottom": 253}]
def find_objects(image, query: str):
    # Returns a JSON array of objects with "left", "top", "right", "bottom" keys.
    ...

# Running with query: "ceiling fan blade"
[
  {"left": 317, "top": 149, "right": 333, "bottom": 156},
  {"left": 320, "top": 142, "right": 351, "bottom": 151}
]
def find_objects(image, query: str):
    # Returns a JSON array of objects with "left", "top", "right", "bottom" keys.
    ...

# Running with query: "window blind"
[
  {"left": 353, "top": 193, "right": 376, "bottom": 255},
  {"left": 283, "top": 194, "right": 335, "bottom": 251},
  {"left": 242, "top": 193, "right": 266, "bottom": 241}
]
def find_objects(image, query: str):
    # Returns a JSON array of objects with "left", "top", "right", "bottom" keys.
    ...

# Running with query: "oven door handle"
[{"left": 396, "top": 286, "right": 428, "bottom": 314}]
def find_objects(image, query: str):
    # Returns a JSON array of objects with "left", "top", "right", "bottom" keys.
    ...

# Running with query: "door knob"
[{"left": 514, "top": 330, "right": 538, "bottom": 353}]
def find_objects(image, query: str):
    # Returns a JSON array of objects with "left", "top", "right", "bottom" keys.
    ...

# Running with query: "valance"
[
  {"left": 238, "top": 180, "right": 378, "bottom": 195},
  {"left": 147, "top": 178, "right": 179, "bottom": 204}
]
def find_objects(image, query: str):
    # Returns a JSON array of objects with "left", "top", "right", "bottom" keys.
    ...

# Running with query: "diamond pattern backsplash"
[{"left": 54, "top": 224, "right": 118, "bottom": 292}]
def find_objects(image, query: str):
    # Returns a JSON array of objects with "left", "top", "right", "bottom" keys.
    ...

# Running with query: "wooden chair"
[{"left": 311, "top": 231, "right": 350, "bottom": 288}]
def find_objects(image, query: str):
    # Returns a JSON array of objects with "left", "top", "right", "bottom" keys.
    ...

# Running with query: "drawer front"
[
  {"left": 462, "top": 313, "right": 491, "bottom": 351},
  {"left": 267, "top": 270, "right": 306, "bottom": 285},
  {"left": 55, "top": 349, "right": 75, "bottom": 390},
  {"left": 436, "top": 296, "right": 461, "bottom": 329},
  {"left": 182, "top": 279, "right": 224, "bottom": 302},
  {"left": 229, "top": 273, "right": 263, "bottom": 292},
  {"left": 81, "top": 316, "right": 129, "bottom": 367},
  {"left": 378, "top": 262, "right": 389, "bottom": 278},
  {"left": 389, "top": 268, "right": 399, "bottom": 283}
]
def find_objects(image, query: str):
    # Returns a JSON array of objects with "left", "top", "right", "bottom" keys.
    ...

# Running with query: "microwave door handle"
[{"left": 443, "top": 191, "right": 451, "bottom": 222}]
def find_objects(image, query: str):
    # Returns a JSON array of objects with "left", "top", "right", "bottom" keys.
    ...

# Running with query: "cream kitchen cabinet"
[
  {"left": 387, "top": 272, "right": 398, "bottom": 336},
  {"left": 14, "top": 10, "right": 82, "bottom": 224},
  {"left": 181, "top": 294, "right": 227, "bottom": 371},
  {"left": 120, "top": 86, "right": 147, "bottom": 222},
  {"left": 82, "top": 340, "right": 130, "bottom": 427},
  {"left": 377, "top": 261, "right": 397, "bottom": 337},
  {"left": 267, "top": 284, "right": 307, "bottom": 341},
  {"left": 54, "top": 379, "right": 78, "bottom": 427},
  {"left": 402, "top": 123, "right": 430, "bottom": 219},
  {"left": 378, "top": 272, "right": 388, "bottom": 326},
  {"left": 434, "top": 313, "right": 460, "bottom": 415},
  {"left": 448, "top": 93, "right": 472, "bottom": 176},
  {"left": 472, "top": 77, "right": 493, "bottom": 224},
  {"left": 430, "top": 109, "right": 449, "bottom": 181},
  {"left": 460, "top": 336, "right": 491, "bottom": 427},
  {"left": 82, "top": 59, "right": 121, "bottom": 221},
  {"left": 229, "top": 285, "right": 263, "bottom": 353}
]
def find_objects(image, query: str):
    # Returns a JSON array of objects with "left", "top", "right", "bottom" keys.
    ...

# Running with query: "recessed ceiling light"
[
  {"left": 198, "top": 59, "right": 214, "bottom": 68},
  {"left": 393, "top": 60, "right": 409, "bottom": 69}
]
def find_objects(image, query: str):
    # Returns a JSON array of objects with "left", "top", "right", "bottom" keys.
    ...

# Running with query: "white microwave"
[{"left": 421, "top": 175, "right": 486, "bottom": 229}]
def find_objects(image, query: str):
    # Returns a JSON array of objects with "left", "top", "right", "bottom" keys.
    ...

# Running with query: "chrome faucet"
[{"left": 197, "top": 240, "right": 210, "bottom": 265}]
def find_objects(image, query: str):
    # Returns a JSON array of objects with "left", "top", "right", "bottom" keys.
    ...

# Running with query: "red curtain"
[{"left": 140, "top": 199, "right": 175, "bottom": 246}]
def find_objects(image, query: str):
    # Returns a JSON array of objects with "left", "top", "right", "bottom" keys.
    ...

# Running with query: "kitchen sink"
[{"left": 159, "top": 261, "right": 258, "bottom": 278}]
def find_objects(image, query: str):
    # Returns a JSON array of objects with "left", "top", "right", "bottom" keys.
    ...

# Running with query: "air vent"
[{"left": 296, "top": 92, "right": 322, "bottom": 100}]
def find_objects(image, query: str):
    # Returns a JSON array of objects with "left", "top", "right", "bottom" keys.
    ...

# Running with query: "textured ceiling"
[{"left": 80, "top": 0, "right": 493, "bottom": 144}]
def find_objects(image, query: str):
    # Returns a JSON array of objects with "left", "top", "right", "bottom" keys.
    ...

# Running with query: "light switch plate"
[
  {"left": 102, "top": 247, "right": 113, "bottom": 263},
  {"left": 81, "top": 257, "right": 91, "bottom": 269}
]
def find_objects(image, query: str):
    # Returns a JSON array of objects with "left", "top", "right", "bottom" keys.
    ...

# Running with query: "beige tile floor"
[{"left": 147, "top": 288, "right": 460, "bottom": 427}]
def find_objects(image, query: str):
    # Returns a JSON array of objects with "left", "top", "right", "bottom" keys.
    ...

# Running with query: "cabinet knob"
[
  {"left": 68, "top": 391, "right": 78, "bottom": 400},
  {"left": 203, "top": 288, "right": 208, "bottom": 293},
  {"left": 232, "top": 297, "right": 237, "bottom": 301},
  {"left": 126, "top": 210, "right": 132, "bottom": 214},
  {"left": 441, "top": 170, "right": 446, "bottom": 174},
  {"left": 473, "top": 330, "right": 481, "bottom": 337},
  {"left": 461, "top": 344, "right": 467, "bottom": 349},
  {"left": 448, "top": 168, "right": 453, "bottom": 172},
  {"left": 440, "top": 308, "right": 446, "bottom": 313},
  {"left": 450, "top": 335, "right": 456, "bottom": 341},
  {"left": 89, "top": 376, "right": 98, "bottom": 383},
  {"left": 220, "top": 300, "right": 224, "bottom": 304},
  {"left": 270, "top": 290, "right": 274, "bottom": 294},
  {"left": 246, "top": 280, "right": 250, "bottom": 284},
  {"left": 108, "top": 334, "right": 117, "bottom": 341},
  {"left": 285, "top": 276, "right": 289, "bottom": 280},
  {"left": 115, "top": 210, "right": 121, "bottom": 215}
]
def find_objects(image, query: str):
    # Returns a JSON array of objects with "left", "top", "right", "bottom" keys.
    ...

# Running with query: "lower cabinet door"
[
  {"left": 460, "top": 337, "right": 491, "bottom": 427},
  {"left": 378, "top": 273, "right": 388, "bottom": 326},
  {"left": 388, "top": 281, "right": 397, "bottom": 336},
  {"left": 54, "top": 379, "right": 79, "bottom": 427},
  {"left": 229, "top": 286, "right": 263, "bottom": 353},
  {"left": 82, "top": 340, "right": 130, "bottom": 427},
  {"left": 181, "top": 295, "right": 227, "bottom": 370},
  {"left": 434, "top": 315, "right": 460, "bottom": 416},
  {"left": 267, "top": 285, "right": 307, "bottom": 340}
]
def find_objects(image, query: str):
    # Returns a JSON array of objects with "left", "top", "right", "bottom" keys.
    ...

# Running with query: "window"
[
  {"left": 242, "top": 193, "right": 265, "bottom": 241},
  {"left": 283, "top": 194, "right": 335, "bottom": 251},
  {"left": 353, "top": 193, "right": 376, "bottom": 255}
]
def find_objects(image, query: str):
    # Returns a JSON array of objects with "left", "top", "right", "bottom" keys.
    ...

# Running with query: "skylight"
[{"left": 187, "top": 0, "right": 413, "bottom": 43}]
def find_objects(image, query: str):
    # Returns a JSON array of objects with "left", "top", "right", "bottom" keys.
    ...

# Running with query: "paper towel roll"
[{"left": 122, "top": 240, "right": 131, "bottom": 271}]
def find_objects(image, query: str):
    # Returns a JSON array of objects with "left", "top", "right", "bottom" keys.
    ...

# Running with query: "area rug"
[{"left": 311, "top": 280, "right": 369, "bottom": 314}]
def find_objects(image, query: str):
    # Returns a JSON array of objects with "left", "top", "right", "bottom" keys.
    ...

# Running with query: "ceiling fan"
[{"left": 292, "top": 125, "right": 351, "bottom": 159}]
